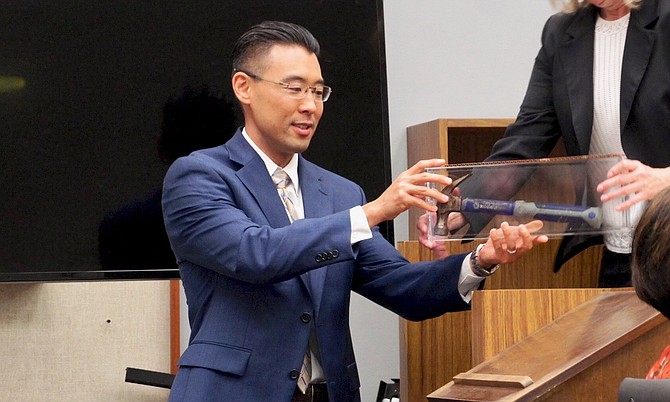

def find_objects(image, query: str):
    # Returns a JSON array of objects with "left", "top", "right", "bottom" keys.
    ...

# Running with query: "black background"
[{"left": 0, "top": 0, "right": 392, "bottom": 281}]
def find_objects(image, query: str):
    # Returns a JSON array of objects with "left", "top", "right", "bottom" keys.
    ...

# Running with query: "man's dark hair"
[
  {"left": 632, "top": 187, "right": 670, "bottom": 319},
  {"left": 231, "top": 21, "right": 320, "bottom": 74}
]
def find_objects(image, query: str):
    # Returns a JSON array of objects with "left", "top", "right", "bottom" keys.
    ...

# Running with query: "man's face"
[{"left": 240, "top": 44, "right": 325, "bottom": 167}]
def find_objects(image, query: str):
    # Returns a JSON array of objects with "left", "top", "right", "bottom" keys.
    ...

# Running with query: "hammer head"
[{"left": 433, "top": 173, "right": 471, "bottom": 236}]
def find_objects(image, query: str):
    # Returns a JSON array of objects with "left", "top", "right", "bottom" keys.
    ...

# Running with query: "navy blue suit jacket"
[{"left": 162, "top": 130, "right": 470, "bottom": 402}]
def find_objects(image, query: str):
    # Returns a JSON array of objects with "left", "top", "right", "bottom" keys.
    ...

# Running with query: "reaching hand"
[
  {"left": 363, "top": 159, "right": 450, "bottom": 228},
  {"left": 597, "top": 160, "right": 670, "bottom": 211},
  {"left": 477, "top": 220, "right": 549, "bottom": 267},
  {"left": 418, "top": 215, "right": 549, "bottom": 264},
  {"left": 417, "top": 212, "right": 449, "bottom": 259}
]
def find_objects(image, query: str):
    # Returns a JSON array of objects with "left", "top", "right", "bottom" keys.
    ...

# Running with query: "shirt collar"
[{"left": 242, "top": 128, "right": 300, "bottom": 193}]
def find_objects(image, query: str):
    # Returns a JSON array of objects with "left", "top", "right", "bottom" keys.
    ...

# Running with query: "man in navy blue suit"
[{"left": 162, "top": 20, "right": 547, "bottom": 402}]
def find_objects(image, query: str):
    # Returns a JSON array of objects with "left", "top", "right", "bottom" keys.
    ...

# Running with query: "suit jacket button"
[
  {"left": 332, "top": 250, "right": 339, "bottom": 258},
  {"left": 290, "top": 369, "right": 300, "bottom": 380},
  {"left": 301, "top": 313, "right": 312, "bottom": 323},
  {"left": 315, "top": 255, "right": 323, "bottom": 263},
  {"left": 326, "top": 251, "right": 333, "bottom": 259}
]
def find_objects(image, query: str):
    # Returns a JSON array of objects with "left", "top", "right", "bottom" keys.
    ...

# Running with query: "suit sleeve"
[
  {"left": 162, "top": 155, "right": 356, "bottom": 285},
  {"left": 351, "top": 234, "right": 472, "bottom": 321}
]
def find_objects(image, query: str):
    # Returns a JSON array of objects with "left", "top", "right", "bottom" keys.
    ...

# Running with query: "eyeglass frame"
[{"left": 233, "top": 68, "right": 332, "bottom": 102}]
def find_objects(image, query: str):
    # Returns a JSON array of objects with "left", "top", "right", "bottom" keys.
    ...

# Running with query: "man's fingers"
[
  {"left": 408, "top": 159, "right": 446, "bottom": 174},
  {"left": 524, "top": 220, "right": 544, "bottom": 233}
]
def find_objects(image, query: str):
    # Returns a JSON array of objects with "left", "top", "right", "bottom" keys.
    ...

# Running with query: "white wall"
[{"left": 349, "top": 2, "right": 556, "bottom": 401}]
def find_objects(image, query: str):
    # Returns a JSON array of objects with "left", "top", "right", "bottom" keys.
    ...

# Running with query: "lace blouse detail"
[{"left": 595, "top": 13, "right": 630, "bottom": 36}]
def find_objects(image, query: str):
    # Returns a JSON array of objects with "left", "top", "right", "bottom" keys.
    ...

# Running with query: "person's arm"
[
  {"left": 351, "top": 158, "right": 451, "bottom": 244},
  {"left": 162, "top": 155, "right": 357, "bottom": 284},
  {"left": 418, "top": 213, "right": 548, "bottom": 301},
  {"left": 353, "top": 220, "right": 547, "bottom": 321},
  {"left": 458, "top": 221, "right": 548, "bottom": 302},
  {"left": 362, "top": 159, "right": 450, "bottom": 228}
]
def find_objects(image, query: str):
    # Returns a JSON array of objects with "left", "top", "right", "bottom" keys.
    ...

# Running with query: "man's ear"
[{"left": 232, "top": 72, "right": 252, "bottom": 105}]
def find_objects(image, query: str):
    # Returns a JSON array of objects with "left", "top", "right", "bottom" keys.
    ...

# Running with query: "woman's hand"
[{"left": 597, "top": 160, "right": 670, "bottom": 211}]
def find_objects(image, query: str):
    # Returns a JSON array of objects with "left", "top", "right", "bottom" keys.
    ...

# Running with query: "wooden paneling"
[
  {"left": 407, "top": 119, "right": 515, "bottom": 166},
  {"left": 397, "top": 240, "right": 474, "bottom": 402},
  {"left": 471, "top": 288, "right": 630, "bottom": 365}
]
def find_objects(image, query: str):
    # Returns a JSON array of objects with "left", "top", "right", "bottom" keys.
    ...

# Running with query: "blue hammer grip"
[
  {"left": 462, "top": 199, "right": 602, "bottom": 229},
  {"left": 461, "top": 198, "right": 516, "bottom": 215}
]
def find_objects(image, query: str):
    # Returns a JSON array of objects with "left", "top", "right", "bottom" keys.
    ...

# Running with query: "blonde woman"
[{"left": 474, "top": 0, "right": 670, "bottom": 287}]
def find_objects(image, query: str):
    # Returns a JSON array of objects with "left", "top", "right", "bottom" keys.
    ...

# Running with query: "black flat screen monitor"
[{"left": 0, "top": 0, "right": 392, "bottom": 282}]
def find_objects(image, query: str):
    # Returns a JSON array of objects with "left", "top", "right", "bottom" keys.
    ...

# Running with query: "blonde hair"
[{"left": 551, "top": 0, "right": 641, "bottom": 12}]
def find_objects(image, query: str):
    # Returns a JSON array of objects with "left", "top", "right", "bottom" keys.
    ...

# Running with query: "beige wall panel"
[{"left": 0, "top": 281, "right": 171, "bottom": 401}]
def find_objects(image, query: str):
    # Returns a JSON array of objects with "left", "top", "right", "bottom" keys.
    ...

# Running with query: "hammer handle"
[{"left": 461, "top": 199, "right": 602, "bottom": 229}]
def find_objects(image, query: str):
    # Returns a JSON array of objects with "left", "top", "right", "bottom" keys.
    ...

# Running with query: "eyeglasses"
[{"left": 235, "top": 68, "right": 332, "bottom": 102}]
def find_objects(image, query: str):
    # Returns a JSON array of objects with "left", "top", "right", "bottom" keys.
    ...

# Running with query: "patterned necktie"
[
  {"left": 272, "top": 167, "right": 311, "bottom": 393},
  {"left": 272, "top": 168, "right": 299, "bottom": 222}
]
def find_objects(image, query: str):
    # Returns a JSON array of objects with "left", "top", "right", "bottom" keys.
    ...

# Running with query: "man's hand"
[
  {"left": 363, "top": 159, "right": 449, "bottom": 228},
  {"left": 417, "top": 209, "right": 467, "bottom": 243},
  {"left": 417, "top": 212, "right": 450, "bottom": 259},
  {"left": 418, "top": 214, "right": 548, "bottom": 265},
  {"left": 417, "top": 211, "right": 467, "bottom": 259},
  {"left": 477, "top": 220, "right": 548, "bottom": 268}
]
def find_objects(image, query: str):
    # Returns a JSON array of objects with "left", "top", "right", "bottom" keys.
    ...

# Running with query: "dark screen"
[{"left": 0, "top": 0, "right": 392, "bottom": 281}]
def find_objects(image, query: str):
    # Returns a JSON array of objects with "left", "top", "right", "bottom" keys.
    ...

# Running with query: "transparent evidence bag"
[{"left": 424, "top": 154, "right": 633, "bottom": 242}]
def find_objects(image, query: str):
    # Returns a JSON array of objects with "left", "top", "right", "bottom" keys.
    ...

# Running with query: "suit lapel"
[
  {"left": 227, "top": 132, "right": 292, "bottom": 229},
  {"left": 228, "top": 135, "right": 334, "bottom": 308},
  {"left": 299, "top": 158, "right": 331, "bottom": 222},
  {"left": 299, "top": 158, "right": 332, "bottom": 316},
  {"left": 620, "top": 1, "right": 658, "bottom": 131},
  {"left": 559, "top": 7, "right": 597, "bottom": 155},
  {"left": 228, "top": 134, "right": 315, "bottom": 293}
]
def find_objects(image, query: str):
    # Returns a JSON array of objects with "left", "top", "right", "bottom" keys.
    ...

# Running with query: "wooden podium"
[
  {"left": 400, "top": 119, "right": 595, "bottom": 401},
  {"left": 428, "top": 290, "right": 670, "bottom": 401},
  {"left": 397, "top": 241, "right": 603, "bottom": 402},
  {"left": 399, "top": 118, "right": 663, "bottom": 400}
]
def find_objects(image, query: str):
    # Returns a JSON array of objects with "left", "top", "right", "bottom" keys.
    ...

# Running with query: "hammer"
[{"left": 434, "top": 173, "right": 603, "bottom": 236}]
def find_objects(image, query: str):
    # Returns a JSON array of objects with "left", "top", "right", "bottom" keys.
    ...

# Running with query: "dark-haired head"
[
  {"left": 231, "top": 21, "right": 320, "bottom": 76},
  {"left": 632, "top": 187, "right": 670, "bottom": 319}
]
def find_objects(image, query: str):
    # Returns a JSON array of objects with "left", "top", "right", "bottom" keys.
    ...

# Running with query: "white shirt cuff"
[
  {"left": 350, "top": 206, "right": 373, "bottom": 244},
  {"left": 458, "top": 252, "right": 485, "bottom": 303}
]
